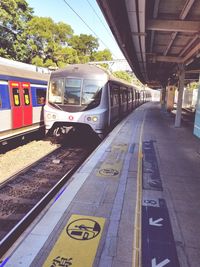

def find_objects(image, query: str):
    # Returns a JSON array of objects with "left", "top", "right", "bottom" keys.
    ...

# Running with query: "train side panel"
[
  {"left": 0, "top": 81, "right": 12, "bottom": 132},
  {"left": 0, "top": 69, "right": 48, "bottom": 143}
]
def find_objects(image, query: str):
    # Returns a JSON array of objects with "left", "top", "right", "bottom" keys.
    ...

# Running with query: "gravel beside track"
[
  {"left": 0, "top": 140, "right": 58, "bottom": 184},
  {"left": 0, "top": 141, "right": 93, "bottom": 257}
]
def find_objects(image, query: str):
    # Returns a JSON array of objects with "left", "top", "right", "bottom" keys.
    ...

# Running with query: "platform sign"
[
  {"left": 43, "top": 215, "right": 105, "bottom": 267},
  {"left": 194, "top": 86, "right": 200, "bottom": 138}
]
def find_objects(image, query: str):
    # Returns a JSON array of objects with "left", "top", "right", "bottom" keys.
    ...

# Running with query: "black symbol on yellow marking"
[
  {"left": 51, "top": 256, "right": 72, "bottom": 267},
  {"left": 99, "top": 168, "right": 119, "bottom": 176},
  {"left": 66, "top": 219, "right": 101, "bottom": 240}
]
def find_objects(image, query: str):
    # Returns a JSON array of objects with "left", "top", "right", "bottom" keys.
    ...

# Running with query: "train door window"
[
  {"left": 110, "top": 86, "right": 114, "bottom": 106},
  {"left": 36, "top": 88, "right": 46, "bottom": 105},
  {"left": 121, "top": 87, "right": 127, "bottom": 103},
  {"left": 23, "top": 88, "right": 30, "bottom": 105},
  {"left": 12, "top": 88, "right": 21, "bottom": 106},
  {"left": 113, "top": 86, "right": 119, "bottom": 105},
  {"left": 133, "top": 90, "right": 135, "bottom": 100},
  {"left": 64, "top": 78, "right": 82, "bottom": 105},
  {"left": 128, "top": 90, "right": 131, "bottom": 102}
]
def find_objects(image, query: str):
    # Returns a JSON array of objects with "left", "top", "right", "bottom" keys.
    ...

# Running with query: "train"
[
  {"left": 44, "top": 64, "right": 151, "bottom": 139},
  {"left": 0, "top": 64, "right": 49, "bottom": 145}
]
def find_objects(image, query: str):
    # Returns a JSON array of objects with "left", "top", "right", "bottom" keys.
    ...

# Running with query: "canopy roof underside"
[{"left": 97, "top": 0, "right": 200, "bottom": 88}]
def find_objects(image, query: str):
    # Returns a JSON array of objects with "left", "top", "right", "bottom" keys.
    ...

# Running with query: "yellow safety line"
[{"left": 132, "top": 114, "right": 145, "bottom": 267}]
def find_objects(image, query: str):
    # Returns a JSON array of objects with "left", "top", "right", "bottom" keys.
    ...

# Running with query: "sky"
[{"left": 26, "top": 0, "right": 125, "bottom": 60}]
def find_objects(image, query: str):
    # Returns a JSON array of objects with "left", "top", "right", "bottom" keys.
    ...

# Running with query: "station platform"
[{"left": 2, "top": 102, "right": 200, "bottom": 267}]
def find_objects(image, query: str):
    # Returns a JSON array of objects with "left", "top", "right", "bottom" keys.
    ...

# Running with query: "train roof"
[
  {"left": 0, "top": 64, "right": 49, "bottom": 82},
  {"left": 50, "top": 64, "right": 143, "bottom": 89},
  {"left": 50, "top": 64, "right": 108, "bottom": 80}
]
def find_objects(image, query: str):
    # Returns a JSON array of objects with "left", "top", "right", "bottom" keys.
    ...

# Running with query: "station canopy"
[{"left": 97, "top": 0, "right": 200, "bottom": 88}]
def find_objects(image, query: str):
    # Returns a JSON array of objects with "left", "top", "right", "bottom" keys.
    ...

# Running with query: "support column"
[
  {"left": 161, "top": 86, "right": 167, "bottom": 112},
  {"left": 175, "top": 64, "right": 185, "bottom": 127}
]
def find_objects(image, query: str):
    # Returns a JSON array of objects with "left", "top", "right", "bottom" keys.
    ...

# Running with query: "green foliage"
[
  {"left": 113, "top": 71, "right": 133, "bottom": 84},
  {"left": 25, "top": 16, "right": 74, "bottom": 66},
  {"left": 187, "top": 82, "right": 199, "bottom": 90},
  {"left": 0, "top": 0, "right": 113, "bottom": 67},
  {"left": 0, "top": 0, "right": 33, "bottom": 60},
  {"left": 69, "top": 34, "right": 99, "bottom": 62},
  {"left": 91, "top": 49, "right": 112, "bottom": 61}
]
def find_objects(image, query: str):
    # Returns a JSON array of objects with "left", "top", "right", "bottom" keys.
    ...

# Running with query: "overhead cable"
[{"left": 62, "top": 0, "right": 118, "bottom": 58}]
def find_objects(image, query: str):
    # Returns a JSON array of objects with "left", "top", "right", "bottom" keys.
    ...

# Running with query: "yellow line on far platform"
[{"left": 132, "top": 113, "right": 145, "bottom": 267}]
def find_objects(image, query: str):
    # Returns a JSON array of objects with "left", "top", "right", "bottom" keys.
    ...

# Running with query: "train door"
[
  {"left": 9, "top": 81, "right": 32, "bottom": 129},
  {"left": 110, "top": 83, "right": 120, "bottom": 123},
  {"left": 21, "top": 82, "right": 32, "bottom": 125}
]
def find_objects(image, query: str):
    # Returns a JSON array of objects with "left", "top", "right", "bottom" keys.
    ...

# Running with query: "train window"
[
  {"left": 23, "top": 88, "right": 30, "bottom": 105},
  {"left": 110, "top": 88, "right": 114, "bottom": 106},
  {"left": 49, "top": 79, "right": 64, "bottom": 104},
  {"left": 128, "top": 90, "right": 131, "bottom": 101},
  {"left": 36, "top": 88, "right": 46, "bottom": 105},
  {"left": 132, "top": 90, "right": 135, "bottom": 100},
  {"left": 64, "top": 78, "right": 81, "bottom": 105},
  {"left": 113, "top": 87, "right": 119, "bottom": 105},
  {"left": 110, "top": 84, "right": 118, "bottom": 107},
  {"left": 82, "top": 79, "right": 102, "bottom": 105},
  {"left": 12, "top": 88, "right": 21, "bottom": 106},
  {"left": 120, "top": 88, "right": 127, "bottom": 103}
]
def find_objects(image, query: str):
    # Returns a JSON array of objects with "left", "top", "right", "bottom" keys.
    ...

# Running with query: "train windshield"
[
  {"left": 64, "top": 78, "right": 102, "bottom": 106},
  {"left": 64, "top": 78, "right": 82, "bottom": 105},
  {"left": 49, "top": 79, "right": 64, "bottom": 104},
  {"left": 82, "top": 79, "right": 102, "bottom": 105},
  {"left": 49, "top": 78, "right": 103, "bottom": 108}
]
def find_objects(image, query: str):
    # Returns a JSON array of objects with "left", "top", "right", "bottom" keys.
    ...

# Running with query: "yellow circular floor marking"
[
  {"left": 43, "top": 214, "right": 105, "bottom": 267},
  {"left": 99, "top": 168, "right": 119, "bottom": 176}
]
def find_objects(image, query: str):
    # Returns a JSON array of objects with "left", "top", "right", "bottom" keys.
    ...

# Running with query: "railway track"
[{"left": 0, "top": 142, "right": 96, "bottom": 257}]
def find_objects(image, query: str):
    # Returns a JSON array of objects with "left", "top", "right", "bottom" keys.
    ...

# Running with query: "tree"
[
  {"left": 69, "top": 34, "right": 99, "bottom": 62},
  {"left": 25, "top": 16, "right": 74, "bottom": 66},
  {"left": 187, "top": 81, "right": 199, "bottom": 90},
  {"left": 113, "top": 71, "right": 133, "bottom": 84},
  {"left": 91, "top": 49, "right": 112, "bottom": 61},
  {"left": 0, "top": 1, "right": 113, "bottom": 67},
  {"left": 0, "top": 0, "right": 33, "bottom": 60},
  {"left": 52, "top": 47, "right": 80, "bottom": 68}
]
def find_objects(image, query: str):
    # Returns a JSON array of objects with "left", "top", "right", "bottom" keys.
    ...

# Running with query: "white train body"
[{"left": 44, "top": 64, "right": 151, "bottom": 139}]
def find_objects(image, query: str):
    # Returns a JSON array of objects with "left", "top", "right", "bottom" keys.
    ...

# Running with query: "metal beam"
[
  {"left": 179, "top": 35, "right": 199, "bottom": 57},
  {"left": 183, "top": 43, "right": 200, "bottom": 63},
  {"left": 185, "top": 69, "right": 200, "bottom": 74},
  {"left": 180, "top": 0, "right": 196, "bottom": 19},
  {"left": 150, "top": 0, "right": 160, "bottom": 53},
  {"left": 154, "top": 55, "right": 183, "bottom": 63},
  {"left": 175, "top": 64, "right": 185, "bottom": 127},
  {"left": 164, "top": 0, "right": 195, "bottom": 56},
  {"left": 147, "top": 19, "right": 200, "bottom": 33}
]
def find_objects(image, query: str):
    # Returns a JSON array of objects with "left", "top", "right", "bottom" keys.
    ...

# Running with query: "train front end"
[{"left": 44, "top": 65, "right": 109, "bottom": 139}]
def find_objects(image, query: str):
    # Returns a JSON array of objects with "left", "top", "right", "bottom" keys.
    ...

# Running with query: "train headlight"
[
  {"left": 87, "top": 117, "right": 92, "bottom": 121},
  {"left": 47, "top": 113, "right": 57, "bottom": 120},
  {"left": 86, "top": 116, "right": 98, "bottom": 123},
  {"left": 92, "top": 116, "right": 98, "bottom": 122}
]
